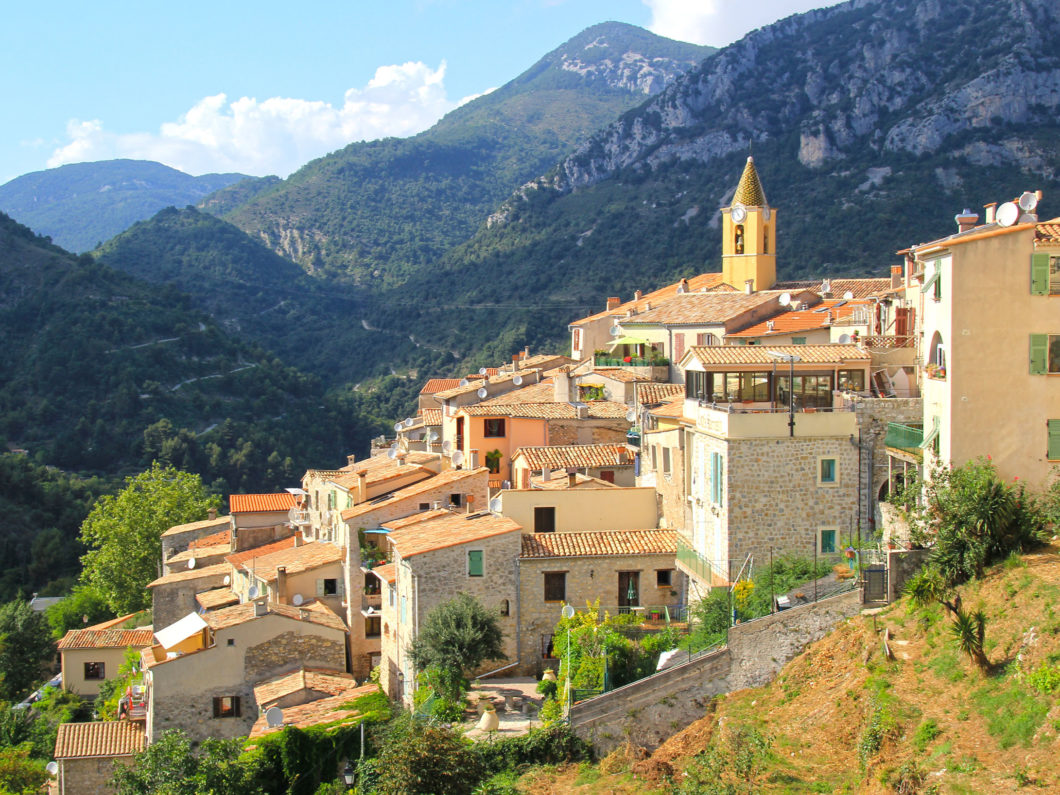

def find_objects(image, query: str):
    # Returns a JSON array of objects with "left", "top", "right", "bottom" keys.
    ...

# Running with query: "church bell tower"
[{"left": 722, "top": 156, "right": 777, "bottom": 291}]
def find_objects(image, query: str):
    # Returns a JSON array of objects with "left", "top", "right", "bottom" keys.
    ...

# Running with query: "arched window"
[
  {"left": 763, "top": 225, "right": 769, "bottom": 254},
  {"left": 929, "top": 331, "right": 946, "bottom": 368},
  {"left": 734, "top": 224, "right": 744, "bottom": 254}
]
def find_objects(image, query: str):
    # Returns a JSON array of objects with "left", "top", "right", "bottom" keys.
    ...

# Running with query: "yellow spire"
[{"left": 732, "top": 156, "right": 767, "bottom": 207}]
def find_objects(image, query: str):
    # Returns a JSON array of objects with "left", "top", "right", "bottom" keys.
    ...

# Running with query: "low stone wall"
[
  {"left": 886, "top": 549, "right": 930, "bottom": 602},
  {"left": 570, "top": 589, "right": 862, "bottom": 755}
]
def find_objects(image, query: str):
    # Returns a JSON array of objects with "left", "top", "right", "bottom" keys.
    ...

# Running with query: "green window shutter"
[
  {"left": 1030, "top": 334, "right": 1049, "bottom": 374},
  {"left": 1048, "top": 420, "right": 1060, "bottom": 461},
  {"left": 821, "top": 458, "right": 836, "bottom": 483},
  {"left": 315, "top": 579, "right": 325, "bottom": 597},
  {"left": 468, "top": 549, "right": 483, "bottom": 577},
  {"left": 1031, "top": 252, "right": 1051, "bottom": 295}
]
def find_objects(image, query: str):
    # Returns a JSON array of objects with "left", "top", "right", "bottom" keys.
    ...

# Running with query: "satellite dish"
[
  {"left": 561, "top": 604, "right": 575, "bottom": 620},
  {"left": 838, "top": 333, "right": 851, "bottom": 344},
  {"left": 476, "top": 387, "right": 488, "bottom": 399},
  {"left": 513, "top": 375, "right": 523, "bottom": 386},
  {"left": 248, "top": 586, "right": 260, "bottom": 599},
  {"left": 265, "top": 706, "right": 284, "bottom": 728},
  {"left": 478, "top": 367, "right": 488, "bottom": 376},
  {"left": 996, "top": 201, "right": 1019, "bottom": 227},
  {"left": 223, "top": 575, "right": 231, "bottom": 586},
  {"left": 428, "top": 431, "right": 440, "bottom": 442},
  {"left": 843, "top": 290, "right": 854, "bottom": 300},
  {"left": 610, "top": 325, "right": 622, "bottom": 337},
  {"left": 187, "top": 557, "right": 197, "bottom": 570},
  {"left": 488, "top": 496, "right": 503, "bottom": 513},
  {"left": 625, "top": 409, "right": 637, "bottom": 422},
  {"left": 451, "top": 450, "right": 465, "bottom": 467},
  {"left": 404, "top": 417, "right": 415, "bottom": 428},
  {"left": 779, "top": 293, "right": 792, "bottom": 307},
  {"left": 387, "top": 445, "right": 398, "bottom": 460},
  {"left": 442, "top": 440, "right": 453, "bottom": 455},
  {"left": 1018, "top": 191, "right": 1039, "bottom": 212},
  {"left": 45, "top": 762, "right": 58, "bottom": 777},
  {"left": 393, "top": 421, "right": 403, "bottom": 432},
  {"left": 459, "top": 378, "right": 469, "bottom": 387},
  {"left": 291, "top": 593, "right": 304, "bottom": 606}
]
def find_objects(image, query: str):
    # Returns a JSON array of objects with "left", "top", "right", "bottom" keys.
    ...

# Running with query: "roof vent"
[{"left": 254, "top": 601, "right": 268, "bottom": 617}]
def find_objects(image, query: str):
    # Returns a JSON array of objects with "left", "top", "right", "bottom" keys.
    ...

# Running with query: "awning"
[
  {"left": 154, "top": 612, "right": 208, "bottom": 650},
  {"left": 918, "top": 417, "right": 940, "bottom": 449},
  {"left": 363, "top": 528, "right": 390, "bottom": 534},
  {"left": 606, "top": 336, "right": 650, "bottom": 348}
]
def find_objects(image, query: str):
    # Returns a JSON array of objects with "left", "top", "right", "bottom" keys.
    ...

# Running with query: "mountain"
[
  {"left": 369, "top": 0, "right": 1060, "bottom": 358},
  {"left": 0, "top": 160, "right": 250, "bottom": 252},
  {"left": 215, "top": 22, "right": 712, "bottom": 284}
]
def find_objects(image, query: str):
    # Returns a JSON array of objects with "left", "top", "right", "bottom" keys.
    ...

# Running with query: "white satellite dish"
[
  {"left": 45, "top": 762, "right": 58, "bottom": 778},
  {"left": 1018, "top": 191, "right": 1039, "bottom": 212},
  {"left": 404, "top": 417, "right": 415, "bottom": 428},
  {"left": 428, "top": 431, "right": 440, "bottom": 442},
  {"left": 843, "top": 290, "right": 854, "bottom": 300},
  {"left": 248, "top": 586, "right": 260, "bottom": 599},
  {"left": 223, "top": 575, "right": 231, "bottom": 586},
  {"left": 459, "top": 378, "right": 469, "bottom": 387},
  {"left": 513, "top": 375, "right": 523, "bottom": 386},
  {"left": 442, "top": 440, "right": 453, "bottom": 455},
  {"left": 488, "top": 496, "right": 503, "bottom": 513},
  {"left": 610, "top": 325, "right": 622, "bottom": 337},
  {"left": 996, "top": 201, "right": 1019, "bottom": 227},
  {"left": 561, "top": 604, "right": 576, "bottom": 620},
  {"left": 393, "top": 421, "right": 403, "bottom": 432},
  {"left": 477, "top": 387, "right": 488, "bottom": 399},
  {"left": 187, "top": 557, "right": 197, "bottom": 570},
  {"left": 478, "top": 367, "right": 488, "bottom": 375},
  {"left": 265, "top": 706, "right": 284, "bottom": 728},
  {"left": 778, "top": 292, "right": 792, "bottom": 307},
  {"left": 387, "top": 445, "right": 398, "bottom": 460},
  {"left": 452, "top": 450, "right": 465, "bottom": 467},
  {"left": 625, "top": 409, "right": 637, "bottom": 422},
  {"left": 291, "top": 593, "right": 304, "bottom": 606},
  {"left": 676, "top": 283, "right": 686, "bottom": 294}
]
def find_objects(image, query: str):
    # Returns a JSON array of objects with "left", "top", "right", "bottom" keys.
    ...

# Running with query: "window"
[
  {"left": 1048, "top": 420, "right": 1060, "bottom": 461},
  {"left": 500, "top": 599, "right": 510, "bottom": 617},
  {"left": 837, "top": 370, "right": 865, "bottom": 392},
  {"left": 1029, "top": 335, "right": 1060, "bottom": 374},
  {"left": 483, "top": 418, "right": 506, "bottom": 437},
  {"left": 388, "top": 585, "right": 395, "bottom": 607},
  {"left": 318, "top": 578, "right": 339, "bottom": 596},
  {"left": 763, "top": 225, "right": 769, "bottom": 254},
  {"left": 534, "top": 506, "right": 556, "bottom": 533},
  {"left": 818, "top": 528, "right": 838, "bottom": 554},
  {"left": 696, "top": 333, "right": 719, "bottom": 346},
  {"left": 791, "top": 337, "right": 807, "bottom": 345},
  {"left": 83, "top": 662, "right": 105, "bottom": 680},
  {"left": 364, "top": 577, "right": 381, "bottom": 596},
  {"left": 365, "top": 616, "right": 381, "bottom": 638},
  {"left": 662, "top": 447, "right": 672, "bottom": 477},
  {"left": 921, "top": 259, "right": 942, "bottom": 300},
  {"left": 600, "top": 470, "right": 615, "bottom": 483},
  {"left": 734, "top": 224, "right": 744, "bottom": 254},
  {"left": 819, "top": 457, "right": 837, "bottom": 485},
  {"left": 450, "top": 493, "right": 464, "bottom": 507},
  {"left": 213, "top": 696, "right": 241, "bottom": 718},
  {"left": 327, "top": 491, "right": 335, "bottom": 510},
  {"left": 685, "top": 370, "right": 708, "bottom": 399},
  {"left": 419, "top": 502, "right": 430, "bottom": 510},
  {"left": 651, "top": 445, "right": 658, "bottom": 472},
  {"left": 656, "top": 569, "right": 673, "bottom": 588},
  {"left": 227, "top": 638, "right": 235, "bottom": 647},
  {"left": 710, "top": 452, "right": 724, "bottom": 504},
  {"left": 543, "top": 572, "right": 566, "bottom": 602},
  {"left": 468, "top": 549, "right": 484, "bottom": 577}
]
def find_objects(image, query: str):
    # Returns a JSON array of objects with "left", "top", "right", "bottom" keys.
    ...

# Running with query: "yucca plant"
[{"left": 949, "top": 608, "right": 989, "bottom": 671}]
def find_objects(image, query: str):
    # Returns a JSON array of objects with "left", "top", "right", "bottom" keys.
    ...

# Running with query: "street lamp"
[
  {"left": 342, "top": 761, "right": 355, "bottom": 789},
  {"left": 561, "top": 604, "right": 575, "bottom": 713},
  {"left": 767, "top": 351, "right": 802, "bottom": 437}
]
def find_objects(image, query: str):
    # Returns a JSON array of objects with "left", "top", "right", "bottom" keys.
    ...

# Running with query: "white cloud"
[
  {"left": 46, "top": 62, "right": 456, "bottom": 177},
  {"left": 643, "top": 0, "right": 834, "bottom": 48}
]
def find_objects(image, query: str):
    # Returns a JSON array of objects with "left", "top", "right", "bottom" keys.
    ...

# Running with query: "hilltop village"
[{"left": 49, "top": 158, "right": 1060, "bottom": 790}]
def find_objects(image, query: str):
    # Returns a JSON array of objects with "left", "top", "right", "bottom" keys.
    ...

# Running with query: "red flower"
[
  {"left": 986, "top": 454, "right": 992, "bottom": 461},
  {"left": 623, "top": 356, "right": 632, "bottom": 363}
]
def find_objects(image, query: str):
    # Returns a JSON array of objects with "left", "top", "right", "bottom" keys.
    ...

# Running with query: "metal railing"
[
  {"left": 884, "top": 422, "right": 923, "bottom": 452},
  {"left": 676, "top": 538, "right": 728, "bottom": 585},
  {"left": 594, "top": 355, "right": 670, "bottom": 368}
]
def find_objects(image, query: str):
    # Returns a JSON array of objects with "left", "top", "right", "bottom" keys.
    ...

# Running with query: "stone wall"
[
  {"left": 850, "top": 396, "right": 923, "bottom": 529},
  {"left": 639, "top": 428, "right": 686, "bottom": 530},
  {"left": 570, "top": 589, "right": 862, "bottom": 754},
  {"left": 244, "top": 631, "right": 346, "bottom": 681},
  {"left": 151, "top": 680, "right": 258, "bottom": 742},
  {"left": 886, "top": 548, "right": 930, "bottom": 602},
  {"left": 60, "top": 755, "right": 130, "bottom": 795},
  {"left": 548, "top": 418, "right": 628, "bottom": 447},
  {"left": 152, "top": 571, "right": 228, "bottom": 630},
  {"left": 161, "top": 518, "right": 230, "bottom": 562}
]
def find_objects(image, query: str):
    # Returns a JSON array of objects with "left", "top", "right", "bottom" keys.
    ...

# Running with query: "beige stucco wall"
[
  {"left": 61, "top": 646, "right": 141, "bottom": 698},
  {"left": 498, "top": 487, "right": 657, "bottom": 533}
]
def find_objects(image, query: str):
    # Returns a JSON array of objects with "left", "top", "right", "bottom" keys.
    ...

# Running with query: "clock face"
[
  {"left": 762, "top": 206, "right": 771, "bottom": 221},
  {"left": 730, "top": 203, "right": 747, "bottom": 223}
]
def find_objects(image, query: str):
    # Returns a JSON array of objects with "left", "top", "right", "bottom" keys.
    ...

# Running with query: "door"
[{"left": 618, "top": 571, "right": 640, "bottom": 612}]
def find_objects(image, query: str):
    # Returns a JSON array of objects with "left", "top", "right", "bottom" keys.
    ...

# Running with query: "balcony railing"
[
  {"left": 862, "top": 335, "right": 915, "bottom": 348},
  {"left": 594, "top": 355, "right": 670, "bottom": 368},
  {"left": 676, "top": 538, "right": 728, "bottom": 586},
  {"left": 884, "top": 422, "right": 923, "bottom": 453}
]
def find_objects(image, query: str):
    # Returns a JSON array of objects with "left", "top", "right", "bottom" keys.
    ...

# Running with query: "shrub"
[
  {"left": 375, "top": 713, "right": 482, "bottom": 795},
  {"left": 475, "top": 724, "right": 591, "bottom": 777}
]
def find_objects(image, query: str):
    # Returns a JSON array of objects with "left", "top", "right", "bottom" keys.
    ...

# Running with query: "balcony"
[
  {"left": 676, "top": 537, "right": 729, "bottom": 588},
  {"left": 593, "top": 354, "right": 670, "bottom": 381},
  {"left": 884, "top": 422, "right": 923, "bottom": 456}
]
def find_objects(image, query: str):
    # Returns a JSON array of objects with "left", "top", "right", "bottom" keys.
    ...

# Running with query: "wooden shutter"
[
  {"left": 1048, "top": 420, "right": 1060, "bottom": 461},
  {"left": 1031, "top": 252, "right": 1051, "bottom": 295},
  {"left": 1030, "top": 334, "right": 1049, "bottom": 374},
  {"left": 468, "top": 549, "right": 483, "bottom": 577},
  {"left": 674, "top": 333, "right": 686, "bottom": 363},
  {"left": 316, "top": 579, "right": 325, "bottom": 597}
]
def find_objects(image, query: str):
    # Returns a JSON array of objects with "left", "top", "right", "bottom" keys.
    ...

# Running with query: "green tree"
[
  {"left": 0, "top": 744, "right": 48, "bottom": 795},
  {"left": 0, "top": 600, "right": 55, "bottom": 701},
  {"left": 375, "top": 713, "right": 482, "bottom": 795},
  {"left": 79, "top": 463, "right": 219, "bottom": 614},
  {"left": 44, "top": 584, "right": 112, "bottom": 638},
  {"left": 111, "top": 729, "right": 254, "bottom": 794},
  {"left": 950, "top": 608, "right": 990, "bottom": 671},
  {"left": 407, "top": 594, "right": 504, "bottom": 702}
]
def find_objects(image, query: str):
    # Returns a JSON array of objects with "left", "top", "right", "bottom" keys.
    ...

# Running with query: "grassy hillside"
[{"left": 525, "top": 544, "right": 1060, "bottom": 793}]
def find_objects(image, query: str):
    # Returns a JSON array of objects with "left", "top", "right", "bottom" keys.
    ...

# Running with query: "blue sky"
[{"left": 2, "top": 0, "right": 833, "bottom": 183}]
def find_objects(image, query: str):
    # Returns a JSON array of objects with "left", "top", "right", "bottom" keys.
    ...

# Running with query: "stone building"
[
  {"left": 160, "top": 512, "right": 230, "bottom": 565},
  {"left": 54, "top": 720, "right": 145, "bottom": 795},
  {"left": 148, "top": 563, "right": 230, "bottom": 630}
]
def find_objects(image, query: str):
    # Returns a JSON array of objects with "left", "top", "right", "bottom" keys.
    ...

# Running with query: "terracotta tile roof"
[
  {"left": 224, "top": 533, "right": 300, "bottom": 569},
  {"left": 530, "top": 471, "right": 617, "bottom": 489},
  {"left": 727, "top": 299, "right": 872, "bottom": 338},
  {"left": 169, "top": 542, "right": 230, "bottom": 566},
  {"left": 54, "top": 721, "right": 145, "bottom": 759},
  {"left": 380, "top": 509, "right": 451, "bottom": 531},
  {"left": 637, "top": 383, "right": 684, "bottom": 406},
  {"left": 369, "top": 563, "right": 397, "bottom": 584},
  {"left": 327, "top": 452, "right": 439, "bottom": 490},
  {"left": 621, "top": 291, "right": 778, "bottom": 326},
  {"left": 229, "top": 493, "right": 297, "bottom": 513},
  {"left": 433, "top": 369, "right": 541, "bottom": 400},
  {"left": 1036, "top": 219, "right": 1060, "bottom": 243},
  {"left": 85, "top": 612, "right": 144, "bottom": 631},
  {"left": 237, "top": 542, "right": 344, "bottom": 582},
  {"left": 340, "top": 468, "right": 487, "bottom": 521},
  {"left": 195, "top": 588, "right": 239, "bottom": 610},
  {"left": 732, "top": 156, "right": 767, "bottom": 206},
  {"left": 520, "top": 530, "right": 677, "bottom": 558},
  {"left": 461, "top": 402, "right": 628, "bottom": 420},
  {"left": 683, "top": 344, "right": 871, "bottom": 366},
  {"left": 420, "top": 378, "right": 463, "bottom": 394},
  {"left": 204, "top": 599, "right": 347, "bottom": 633},
  {"left": 421, "top": 408, "right": 442, "bottom": 426},
  {"left": 191, "top": 529, "right": 232, "bottom": 549},
  {"left": 650, "top": 398, "right": 686, "bottom": 419},
  {"left": 248, "top": 684, "right": 377, "bottom": 739},
  {"left": 161, "top": 515, "right": 230, "bottom": 538},
  {"left": 388, "top": 512, "right": 521, "bottom": 558},
  {"left": 254, "top": 668, "right": 358, "bottom": 707},
  {"left": 772, "top": 278, "right": 891, "bottom": 300},
  {"left": 58, "top": 628, "right": 155, "bottom": 651},
  {"left": 512, "top": 444, "right": 632, "bottom": 471},
  {"left": 589, "top": 368, "right": 643, "bottom": 383},
  {"left": 571, "top": 272, "right": 728, "bottom": 326},
  {"left": 147, "top": 562, "right": 231, "bottom": 588}
]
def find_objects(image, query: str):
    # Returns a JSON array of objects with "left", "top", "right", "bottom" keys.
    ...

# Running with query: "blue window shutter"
[
  {"left": 1030, "top": 335, "right": 1048, "bottom": 374},
  {"left": 1031, "top": 253, "right": 1051, "bottom": 295}
]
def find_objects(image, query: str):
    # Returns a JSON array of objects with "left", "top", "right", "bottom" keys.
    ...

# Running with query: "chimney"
[
  {"left": 293, "top": 532, "right": 300, "bottom": 548},
  {"left": 356, "top": 471, "right": 367, "bottom": 503},
  {"left": 825, "top": 310, "right": 833, "bottom": 326},
  {"left": 541, "top": 468, "right": 552, "bottom": 482},
  {"left": 678, "top": 278, "right": 689, "bottom": 293},
  {"left": 574, "top": 405, "right": 589, "bottom": 419},
  {"left": 644, "top": 301, "right": 651, "bottom": 311},
  {"left": 396, "top": 452, "right": 406, "bottom": 466},
  {"left": 984, "top": 202, "right": 997, "bottom": 224},
  {"left": 275, "top": 566, "right": 287, "bottom": 604},
  {"left": 553, "top": 369, "right": 571, "bottom": 403},
  {"left": 890, "top": 265, "right": 903, "bottom": 289},
  {"left": 522, "top": 346, "right": 530, "bottom": 360},
  {"left": 821, "top": 279, "right": 832, "bottom": 297},
  {"left": 634, "top": 290, "right": 643, "bottom": 301},
  {"left": 346, "top": 454, "right": 357, "bottom": 467},
  {"left": 766, "top": 320, "right": 775, "bottom": 331},
  {"left": 469, "top": 449, "right": 479, "bottom": 468},
  {"left": 744, "top": 279, "right": 755, "bottom": 295},
  {"left": 955, "top": 208, "right": 978, "bottom": 233},
  {"left": 606, "top": 297, "right": 621, "bottom": 311},
  {"left": 512, "top": 354, "right": 520, "bottom": 371},
  {"left": 254, "top": 601, "right": 268, "bottom": 617},
  {"left": 567, "top": 468, "right": 577, "bottom": 488},
  {"left": 208, "top": 507, "right": 217, "bottom": 521}
]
